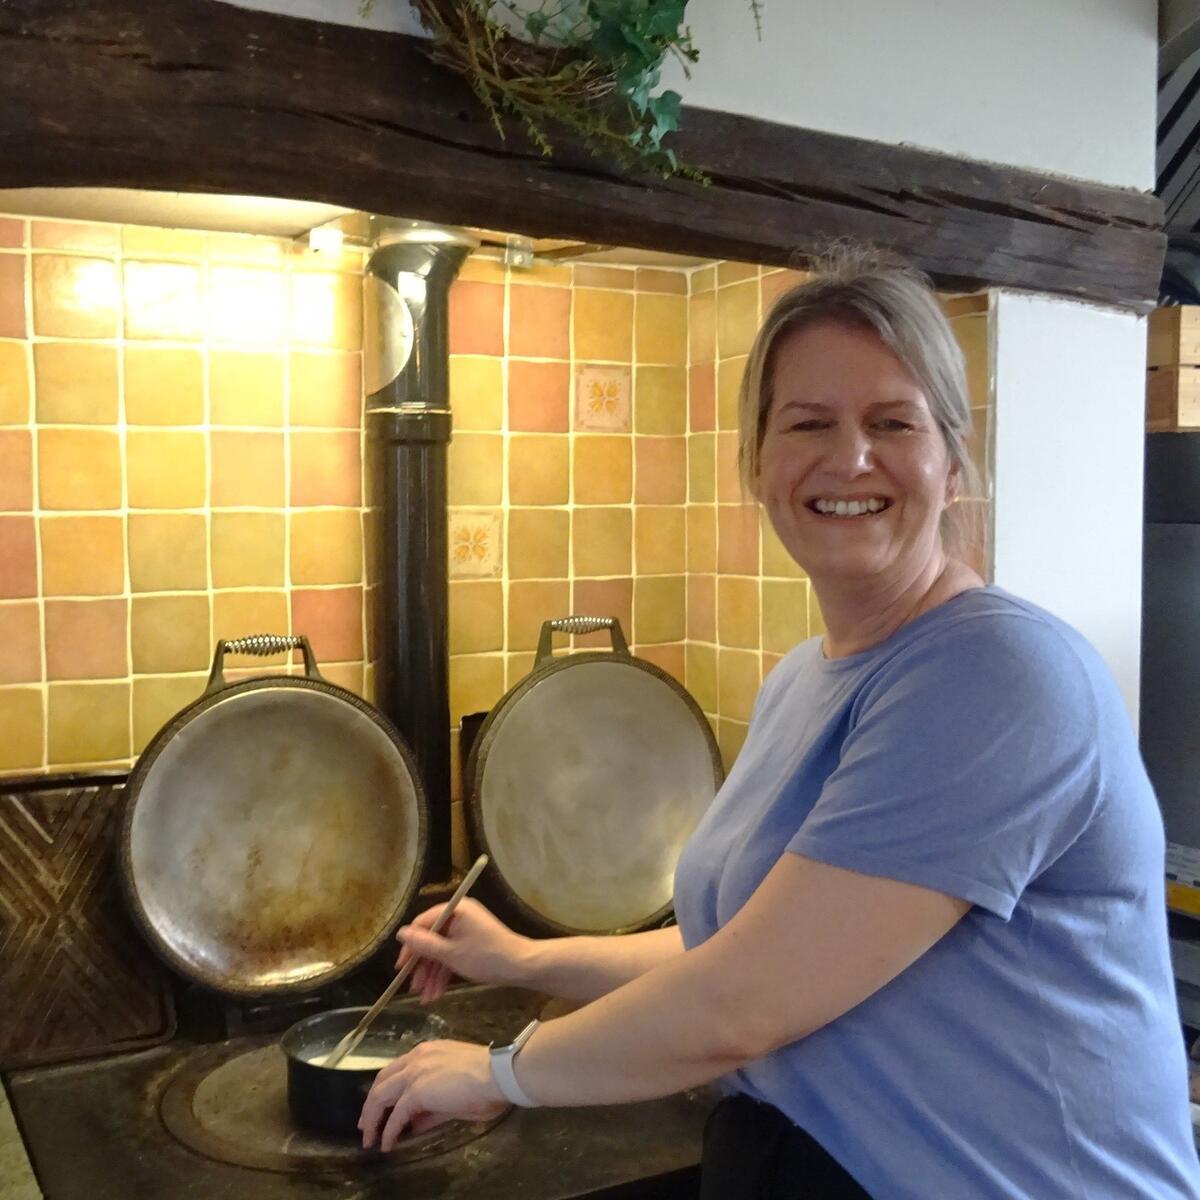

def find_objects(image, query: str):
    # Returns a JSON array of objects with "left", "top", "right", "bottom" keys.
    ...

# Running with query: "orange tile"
[
  {"left": 506, "top": 579, "right": 569, "bottom": 651},
  {"left": 761, "top": 268, "right": 808, "bottom": 313},
  {"left": 688, "top": 291, "right": 715, "bottom": 365},
  {"left": 688, "top": 434, "right": 716, "bottom": 503},
  {"left": 449, "top": 356, "right": 502, "bottom": 432},
  {"left": 686, "top": 504, "right": 716, "bottom": 573},
  {"left": 573, "top": 289, "right": 634, "bottom": 362},
  {"left": 33, "top": 343, "right": 119, "bottom": 424},
  {"left": 291, "top": 431, "right": 362, "bottom": 507},
  {"left": 718, "top": 576, "right": 760, "bottom": 649},
  {"left": 509, "top": 285, "right": 570, "bottom": 359},
  {"left": 290, "top": 352, "right": 362, "bottom": 428},
  {"left": 717, "top": 280, "right": 760, "bottom": 358},
  {"left": 38, "top": 429, "right": 121, "bottom": 510},
  {"left": 32, "top": 221, "right": 119, "bottom": 253},
  {"left": 636, "top": 269, "right": 687, "bottom": 295},
  {"left": 508, "top": 361, "right": 569, "bottom": 432},
  {"left": 45, "top": 598, "right": 129, "bottom": 680},
  {"left": 634, "top": 437, "right": 686, "bottom": 505},
  {"left": 508, "top": 435, "right": 568, "bottom": 506},
  {"left": 688, "top": 363, "right": 715, "bottom": 432},
  {"left": 571, "top": 507, "right": 631, "bottom": 577},
  {"left": 448, "top": 580, "right": 503, "bottom": 655},
  {"left": 208, "top": 265, "right": 286, "bottom": 344},
  {"left": 634, "top": 575, "right": 685, "bottom": 644},
  {"left": 448, "top": 654, "right": 505, "bottom": 725},
  {"left": 128, "top": 513, "right": 208, "bottom": 592},
  {"left": 121, "top": 225, "right": 205, "bottom": 258},
  {"left": 762, "top": 579, "right": 809, "bottom": 653},
  {"left": 448, "top": 433, "right": 502, "bottom": 506},
  {"left": 685, "top": 642, "right": 717, "bottom": 712},
  {"left": 0, "top": 342, "right": 30, "bottom": 423},
  {"left": 635, "top": 293, "right": 687, "bottom": 366},
  {"left": 718, "top": 505, "right": 760, "bottom": 575},
  {"left": 131, "top": 594, "right": 211, "bottom": 673},
  {"left": 210, "top": 431, "right": 285, "bottom": 507},
  {"left": 635, "top": 643, "right": 684, "bottom": 681},
  {"left": 718, "top": 356, "right": 748, "bottom": 432},
  {"left": 123, "top": 260, "right": 203, "bottom": 340},
  {"left": 210, "top": 350, "right": 285, "bottom": 427},
  {"left": 508, "top": 508, "right": 568, "bottom": 579},
  {"left": 635, "top": 366, "right": 686, "bottom": 435},
  {"left": 574, "top": 436, "right": 632, "bottom": 504},
  {"left": 0, "top": 430, "right": 32, "bottom": 510},
  {"left": 571, "top": 577, "right": 633, "bottom": 648},
  {"left": 211, "top": 590, "right": 289, "bottom": 664},
  {"left": 133, "top": 674, "right": 207, "bottom": 753},
  {"left": 448, "top": 281, "right": 503, "bottom": 356},
  {"left": 0, "top": 687, "right": 43, "bottom": 770},
  {"left": 573, "top": 265, "right": 635, "bottom": 290},
  {"left": 687, "top": 574, "right": 716, "bottom": 642},
  {"left": 290, "top": 509, "right": 363, "bottom": 585},
  {"left": 320, "top": 661, "right": 364, "bottom": 698},
  {"left": 210, "top": 511, "right": 285, "bottom": 587},
  {"left": 127, "top": 430, "right": 206, "bottom": 509},
  {"left": 0, "top": 219, "right": 23, "bottom": 249},
  {"left": 32, "top": 256, "right": 119, "bottom": 338},
  {"left": 0, "top": 255, "right": 27, "bottom": 338},
  {"left": 0, "top": 602, "right": 41, "bottom": 684},
  {"left": 716, "top": 431, "right": 745, "bottom": 503},
  {"left": 292, "top": 587, "right": 364, "bottom": 662},
  {"left": 39, "top": 515, "right": 124, "bottom": 596},
  {"left": 124, "top": 347, "right": 205, "bottom": 426},
  {"left": 717, "top": 261, "right": 760, "bottom": 286},
  {"left": 457, "top": 256, "right": 509, "bottom": 285},
  {"left": 47, "top": 681, "right": 131, "bottom": 765},
  {"left": 635, "top": 506, "right": 685, "bottom": 575}
]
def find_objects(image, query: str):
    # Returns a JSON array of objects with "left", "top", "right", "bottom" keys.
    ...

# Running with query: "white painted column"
[{"left": 990, "top": 292, "right": 1147, "bottom": 723}]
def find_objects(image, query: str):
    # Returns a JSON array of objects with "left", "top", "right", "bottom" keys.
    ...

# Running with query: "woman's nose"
[{"left": 825, "top": 426, "right": 874, "bottom": 476}]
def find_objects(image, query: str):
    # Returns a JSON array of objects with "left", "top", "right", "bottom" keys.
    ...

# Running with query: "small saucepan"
[{"left": 281, "top": 1006, "right": 448, "bottom": 1135}]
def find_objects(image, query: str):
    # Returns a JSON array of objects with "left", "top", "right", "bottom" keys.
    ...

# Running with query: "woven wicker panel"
[{"left": 0, "top": 776, "right": 175, "bottom": 1069}]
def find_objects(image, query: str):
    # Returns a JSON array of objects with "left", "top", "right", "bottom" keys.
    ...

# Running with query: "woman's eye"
[
  {"left": 875, "top": 418, "right": 913, "bottom": 432},
  {"left": 788, "top": 420, "right": 828, "bottom": 432}
]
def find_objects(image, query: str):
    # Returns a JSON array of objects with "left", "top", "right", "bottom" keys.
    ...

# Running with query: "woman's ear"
[{"left": 944, "top": 460, "right": 962, "bottom": 506}]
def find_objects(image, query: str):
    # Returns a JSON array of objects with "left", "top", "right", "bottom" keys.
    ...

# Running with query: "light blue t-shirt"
[{"left": 674, "top": 587, "right": 1200, "bottom": 1199}]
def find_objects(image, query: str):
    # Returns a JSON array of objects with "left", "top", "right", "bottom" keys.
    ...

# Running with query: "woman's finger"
[
  {"left": 359, "top": 1068, "right": 408, "bottom": 1145},
  {"left": 409, "top": 1109, "right": 448, "bottom": 1136},
  {"left": 380, "top": 1097, "right": 416, "bottom": 1152}
]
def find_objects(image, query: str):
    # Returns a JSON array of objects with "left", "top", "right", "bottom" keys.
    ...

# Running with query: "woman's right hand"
[{"left": 396, "top": 898, "right": 532, "bottom": 1004}]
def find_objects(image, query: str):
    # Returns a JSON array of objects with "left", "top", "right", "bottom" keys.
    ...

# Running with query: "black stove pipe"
[{"left": 365, "top": 221, "right": 476, "bottom": 885}]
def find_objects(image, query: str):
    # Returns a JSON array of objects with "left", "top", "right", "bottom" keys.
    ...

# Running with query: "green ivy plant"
[{"left": 371, "top": 0, "right": 762, "bottom": 178}]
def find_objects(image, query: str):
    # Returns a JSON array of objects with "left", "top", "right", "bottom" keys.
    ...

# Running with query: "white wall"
[
  {"left": 227, "top": 0, "right": 1158, "bottom": 190},
  {"left": 991, "top": 293, "right": 1147, "bottom": 722}
]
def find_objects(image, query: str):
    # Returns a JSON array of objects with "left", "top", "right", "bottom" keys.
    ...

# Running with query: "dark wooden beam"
[{"left": 0, "top": 0, "right": 1165, "bottom": 311}]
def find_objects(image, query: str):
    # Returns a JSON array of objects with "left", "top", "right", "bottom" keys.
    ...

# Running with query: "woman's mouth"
[{"left": 806, "top": 497, "right": 893, "bottom": 518}]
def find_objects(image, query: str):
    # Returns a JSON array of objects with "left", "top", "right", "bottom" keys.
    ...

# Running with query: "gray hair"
[{"left": 738, "top": 252, "right": 982, "bottom": 557}]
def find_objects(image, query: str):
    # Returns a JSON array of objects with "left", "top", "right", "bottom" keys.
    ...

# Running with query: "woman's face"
[{"left": 757, "top": 319, "right": 958, "bottom": 587}]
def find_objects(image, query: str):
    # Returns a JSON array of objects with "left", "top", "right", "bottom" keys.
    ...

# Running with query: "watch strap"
[{"left": 489, "top": 1018, "right": 541, "bottom": 1108}]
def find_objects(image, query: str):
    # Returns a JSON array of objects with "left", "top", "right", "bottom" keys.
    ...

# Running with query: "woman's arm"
[{"left": 519, "top": 924, "right": 685, "bottom": 1002}]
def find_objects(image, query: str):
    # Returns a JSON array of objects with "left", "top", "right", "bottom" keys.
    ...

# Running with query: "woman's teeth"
[{"left": 811, "top": 498, "right": 889, "bottom": 517}]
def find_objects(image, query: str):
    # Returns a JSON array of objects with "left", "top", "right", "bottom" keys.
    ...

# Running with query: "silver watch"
[{"left": 489, "top": 1018, "right": 540, "bottom": 1107}]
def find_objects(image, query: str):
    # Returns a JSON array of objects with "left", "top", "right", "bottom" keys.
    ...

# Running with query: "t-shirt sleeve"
[{"left": 787, "top": 613, "right": 1103, "bottom": 919}]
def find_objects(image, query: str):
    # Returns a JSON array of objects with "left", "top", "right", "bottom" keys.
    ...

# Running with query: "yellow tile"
[
  {"left": 718, "top": 718, "right": 748, "bottom": 773},
  {"left": 520, "top": 260, "right": 573, "bottom": 285},
  {"left": 207, "top": 233, "right": 287, "bottom": 264},
  {"left": 635, "top": 366, "right": 686, "bottom": 435},
  {"left": 128, "top": 513, "right": 208, "bottom": 592},
  {"left": 290, "top": 352, "right": 362, "bottom": 428},
  {"left": 762, "top": 579, "right": 809, "bottom": 653},
  {"left": 32, "top": 256, "right": 119, "bottom": 338},
  {"left": 687, "top": 573, "right": 716, "bottom": 644},
  {"left": 133, "top": 674, "right": 206, "bottom": 753},
  {"left": 121, "top": 225, "right": 206, "bottom": 258},
  {"left": 634, "top": 575, "right": 685, "bottom": 644},
  {"left": 0, "top": 686, "right": 43, "bottom": 769},
  {"left": 688, "top": 291, "right": 716, "bottom": 365},
  {"left": 321, "top": 661, "right": 364, "bottom": 697},
  {"left": 33, "top": 343, "right": 119, "bottom": 424},
  {"left": 212, "top": 590, "right": 289, "bottom": 659},
  {"left": 47, "top": 681, "right": 131, "bottom": 765},
  {"left": 574, "top": 265, "right": 635, "bottom": 290},
  {"left": 290, "top": 509, "right": 363, "bottom": 584},
  {"left": 635, "top": 506, "right": 685, "bottom": 574},
  {"left": 505, "top": 651, "right": 537, "bottom": 690},
  {"left": 449, "top": 580, "right": 503, "bottom": 654},
  {"left": 508, "top": 435, "right": 568, "bottom": 506},
  {"left": 761, "top": 515, "right": 804, "bottom": 578},
  {"left": 449, "top": 654, "right": 505, "bottom": 724},
  {"left": 123, "top": 260, "right": 204, "bottom": 340},
  {"left": 210, "top": 511, "right": 285, "bottom": 587},
  {"left": 32, "top": 221, "right": 119, "bottom": 253},
  {"left": 685, "top": 642, "right": 718, "bottom": 713},
  {"left": 717, "top": 261, "right": 760, "bottom": 287},
  {"left": 718, "top": 647, "right": 760, "bottom": 721},
  {"left": 574, "top": 436, "right": 632, "bottom": 504},
  {"left": 456, "top": 255, "right": 510, "bottom": 285},
  {"left": 691, "top": 265, "right": 716, "bottom": 294},
  {"left": 38, "top": 429, "right": 121, "bottom": 510},
  {"left": 210, "top": 432, "right": 285, "bottom": 507},
  {"left": 449, "top": 357, "right": 503, "bottom": 431},
  {"left": 718, "top": 576, "right": 760, "bottom": 649},
  {"left": 210, "top": 350, "right": 285, "bottom": 426},
  {"left": 573, "top": 289, "right": 634, "bottom": 362},
  {"left": 508, "top": 508, "right": 568, "bottom": 579},
  {"left": 571, "top": 507, "right": 631, "bottom": 577},
  {"left": 208, "top": 265, "right": 286, "bottom": 344},
  {"left": 127, "top": 431, "right": 206, "bottom": 509},
  {"left": 124, "top": 347, "right": 204, "bottom": 425},
  {"left": 448, "top": 434, "right": 503, "bottom": 505},
  {"left": 717, "top": 279, "right": 760, "bottom": 358},
  {"left": 636, "top": 268, "right": 688, "bottom": 295},
  {"left": 40, "top": 515, "right": 124, "bottom": 596},
  {"left": 951, "top": 312, "right": 989, "bottom": 408},
  {"left": 507, "top": 579, "right": 570, "bottom": 651},
  {"left": 635, "top": 293, "right": 687, "bottom": 366},
  {"left": 688, "top": 434, "right": 715, "bottom": 503},
  {"left": 0, "top": 342, "right": 30, "bottom": 424},
  {"left": 290, "top": 271, "right": 362, "bottom": 349},
  {"left": 717, "top": 356, "right": 748, "bottom": 431},
  {"left": 132, "top": 595, "right": 211, "bottom": 674},
  {"left": 686, "top": 504, "right": 716, "bottom": 573}
]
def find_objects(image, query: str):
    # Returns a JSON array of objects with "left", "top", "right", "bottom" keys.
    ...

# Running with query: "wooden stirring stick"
[{"left": 321, "top": 853, "right": 489, "bottom": 1069}]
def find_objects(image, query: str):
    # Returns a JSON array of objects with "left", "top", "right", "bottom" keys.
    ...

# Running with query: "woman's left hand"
[{"left": 358, "top": 1039, "right": 510, "bottom": 1151}]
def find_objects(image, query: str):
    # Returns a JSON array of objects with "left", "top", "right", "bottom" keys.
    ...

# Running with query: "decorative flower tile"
[
  {"left": 575, "top": 366, "right": 631, "bottom": 432},
  {"left": 448, "top": 509, "right": 502, "bottom": 579}
]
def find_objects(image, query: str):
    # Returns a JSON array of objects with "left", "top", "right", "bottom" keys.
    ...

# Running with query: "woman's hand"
[
  {"left": 358, "top": 1040, "right": 509, "bottom": 1151},
  {"left": 397, "top": 898, "right": 531, "bottom": 1003}
]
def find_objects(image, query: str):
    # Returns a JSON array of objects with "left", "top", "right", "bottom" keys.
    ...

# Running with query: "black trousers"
[{"left": 700, "top": 1094, "right": 874, "bottom": 1200}]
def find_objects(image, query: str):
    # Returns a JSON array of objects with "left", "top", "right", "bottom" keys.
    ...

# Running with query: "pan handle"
[
  {"left": 535, "top": 616, "right": 630, "bottom": 667},
  {"left": 204, "top": 634, "right": 323, "bottom": 694}
]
